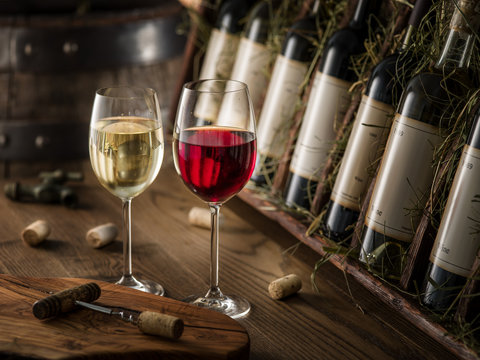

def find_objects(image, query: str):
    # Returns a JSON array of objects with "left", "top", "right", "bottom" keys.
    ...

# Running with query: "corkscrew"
[{"left": 32, "top": 283, "right": 184, "bottom": 339}]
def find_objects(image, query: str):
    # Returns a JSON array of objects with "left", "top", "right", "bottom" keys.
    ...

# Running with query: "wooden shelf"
[{"left": 238, "top": 187, "right": 479, "bottom": 360}]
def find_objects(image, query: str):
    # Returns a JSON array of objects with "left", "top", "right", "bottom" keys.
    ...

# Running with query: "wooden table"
[{"left": 0, "top": 149, "right": 462, "bottom": 359}]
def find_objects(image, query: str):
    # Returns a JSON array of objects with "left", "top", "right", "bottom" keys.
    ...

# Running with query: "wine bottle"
[
  {"left": 250, "top": 0, "right": 324, "bottom": 185},
  {"left": 283, "top": 0, "right": 379, "bottom": 209},
  {"left": 194, "top": 0, "right": 255, "bottom": 125},
  {"left": 359, "top": 0, "right": 478, "bottom": 276},
  {"left": 230, "top": 0, "right": 280, "bottom": 119},
  {"left": 422, "top": 108, "right": 480, "bottom": 311},
  {"left": 199, "top": 0, "right": 256, "bottom": 80},
  {"left": 322, "top": 0, "right": 433, "bottom": 242}
]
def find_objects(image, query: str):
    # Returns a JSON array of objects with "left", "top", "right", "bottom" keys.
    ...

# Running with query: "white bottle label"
[
  {"left": 365, "top": 114, "right": 444, "bottom": 242},
  {"left": 231, "top": 38, "right": 271, "bottom": 119},
  {"left": 331, "top": 95, "right": 394, "bottom": 211},
  {"left": 194, "top": 29, "right": 240, "bottom": 123},
  {"left": 430, "top": 145, "right": 480, "bottom": 277},
  {"left": 256, "top": 55, "right": 309, "bottom": 160},
  {"left": 289, "top": 71, "right": 351, "bottom": 181},
  {"left": 199, "top": 28, "right": 240, "bottom": 80}
]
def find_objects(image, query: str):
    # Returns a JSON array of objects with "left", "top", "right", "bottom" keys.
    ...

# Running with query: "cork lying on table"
[
  {"left": 21, "top": 220, "right": 51, "bottom": 246},
  {"left": 86, "top": 223, "right": 118, "bottom": 248},
  {"left": 188, "top": 207, "right": 223, "bottom": 229},
  {"left": 268, "top": 274, "right": 302, "bottom": 300}
]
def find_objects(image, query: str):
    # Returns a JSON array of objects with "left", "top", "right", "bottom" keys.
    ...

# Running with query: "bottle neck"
[
  {"left": 399, "top": 25, "right": 416, "bottom": 52},
  {"left": 349, "top": 0, "right": 374, "bottom": 30},
  {"left": 435, "top": 1, "right": 479, "bottom": 71},
  {"left": 400, "top": 0, "right": 433, "bottom": 52}
]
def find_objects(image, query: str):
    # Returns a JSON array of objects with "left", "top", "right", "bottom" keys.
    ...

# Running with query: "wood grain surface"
[
  {"left": 0, "top": 150, "right": 468, "bottom": 360},
  {"left": 0, "top": 275, "right": 249, "bottom": 359}
]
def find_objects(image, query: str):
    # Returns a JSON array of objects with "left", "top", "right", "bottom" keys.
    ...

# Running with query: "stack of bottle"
[{"left": 195, "top": 0, "right": 480, "bottom": 318}]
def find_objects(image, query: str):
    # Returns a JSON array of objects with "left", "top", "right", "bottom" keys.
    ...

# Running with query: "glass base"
[
  {"left": 116, "top": 275, "right": 165, "bottom": 296},
  {"left": 184, "top": 293, "right": 250, "bottom": 319}
]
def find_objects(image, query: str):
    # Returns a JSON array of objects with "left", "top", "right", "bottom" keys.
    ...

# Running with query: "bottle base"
[
  {"left": 358, "top": 225, "right": 408, "bottom": 278},
  {"left": 322, "top": 200, "right": 359, "bottom": 243},
  {"left": 284, "top": 172, "right": 317, "bottom": 209},
  {"left": 422, "top": 263, "right": 467, "bottom": 312},
  {"left": 250, "top": 154, "right": 277, "bottom": 186}
]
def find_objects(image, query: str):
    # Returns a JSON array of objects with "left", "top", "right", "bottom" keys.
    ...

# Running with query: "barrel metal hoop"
[
  {"left": 0, "top": 121, "right": 89, "bottom": 161},
  {"left": 0, "top": 9, "right": 186, "bottom": 72}
]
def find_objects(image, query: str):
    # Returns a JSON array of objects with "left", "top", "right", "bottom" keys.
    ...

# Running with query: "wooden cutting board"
[{"left": 0, "top": 274, "right": 249, "bottom": 359}]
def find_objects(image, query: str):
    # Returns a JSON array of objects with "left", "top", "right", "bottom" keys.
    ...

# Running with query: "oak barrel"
[{"left": 0, "top": 1, "right": 186, "bottom": 177}]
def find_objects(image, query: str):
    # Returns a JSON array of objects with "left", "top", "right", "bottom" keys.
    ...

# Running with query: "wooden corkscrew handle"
[{"left": 32, "top": 282, "right": 101, "bottom": 320}]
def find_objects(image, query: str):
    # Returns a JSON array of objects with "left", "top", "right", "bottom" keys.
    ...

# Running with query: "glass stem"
[
  {"left": 207, "top": 204, "right": 223, "bottom": 299},
  {"left": 122, "top": 198, "right": 133, "bottom": 279}
]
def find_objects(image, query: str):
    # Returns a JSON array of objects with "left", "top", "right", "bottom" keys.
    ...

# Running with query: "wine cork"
[
  {"left": 21, "top": 220, "right": 51, "bottom": 246},
  {"left": 32, "top": 282, "right": 101, "bottom": 320},
  {"left": 86, "top": 223, "right": 118, "bottom": 248},
  {"left": 188, "top": 207, "right": 223, "bottom": 229},
  {"left": 268, "top": 274, "right": 302, "bottom": 300},
  {"left": 137, "top": 311, "right": 184, "bottom": 339}
]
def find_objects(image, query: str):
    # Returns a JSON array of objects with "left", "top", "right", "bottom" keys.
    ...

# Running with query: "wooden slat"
[{"left": 237, "top": 187, "right": 479, "bottom": 360}]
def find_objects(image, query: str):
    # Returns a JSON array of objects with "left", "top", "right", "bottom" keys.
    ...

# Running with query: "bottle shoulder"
[
  {"left": 319, "top": 27, "right": 365, "bottom": 80},
  {"left": 245, "top": 1, "right": 270, "bottom": 43},
  {"left": 397, "top": 72, "right": 460, "bottom": 124},
  {"left": 216, "top": 0, "right": 254, "bottom": 34},
  {"left": 281, "top": 16, "right": 318, "bottom": 62},
  {"left": 365, "top": 53, "right": 399, "bottom": 104}
]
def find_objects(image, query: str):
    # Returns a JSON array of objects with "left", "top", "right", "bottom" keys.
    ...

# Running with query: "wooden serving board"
[{"left": 0, "top": 275, "right": 249, "bottom": 359}]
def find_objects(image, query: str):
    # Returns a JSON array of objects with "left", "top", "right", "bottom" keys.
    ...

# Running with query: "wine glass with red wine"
[{"left": 173, "top": 79, "right": 256, "bottom": 318}]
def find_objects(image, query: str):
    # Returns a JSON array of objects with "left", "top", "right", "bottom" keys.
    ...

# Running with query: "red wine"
[
  {"left": 322, "top": 0, "right": 433, "bottom": 242},
  {"left": 174, "top": 127, "right": 256, "bottom": 204},
  {"left": 359, "top": 1, "right": 478, "bottom": 276},
  {"left": 284, "top": 0, "right": 379, "bottom": 209},
  {"left": 250, "top": 0, "right": 324, "bottom": 186},
  {"left": 422, "top": 108, "right": 480, "bottom": 311}
]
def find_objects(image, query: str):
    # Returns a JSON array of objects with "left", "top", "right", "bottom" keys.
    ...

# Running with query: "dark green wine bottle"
[
  {"left": 359, "top": 0, "right": 479, "bottom": 277},
  {"left": 423, "top": 107, "right": 480, "bottom": 311},
  {"left": 250, "top": 0, "right": 324, "bottom": 186},
  {"left": 230, "top": 0, "right": 281, "bottom": 119},
  {"left": 322, "top": 0, "right": 433, "bottom": 242},
  {"left": 283, "top": 0, "right": 379, "bottom": 209},
  {"left": 199, "top": 0, "right": 256, "bottom": 80}
]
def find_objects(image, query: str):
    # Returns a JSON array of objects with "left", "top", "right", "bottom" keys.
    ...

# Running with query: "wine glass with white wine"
[{"left": 89, "top": 86, "right": 165, "bottom": 295}]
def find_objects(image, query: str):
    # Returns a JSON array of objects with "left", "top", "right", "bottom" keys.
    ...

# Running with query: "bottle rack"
[{"left": 173, "top": 0, "right": 479, "bottom": 358}]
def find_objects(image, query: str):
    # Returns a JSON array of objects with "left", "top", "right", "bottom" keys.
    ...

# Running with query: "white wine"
[{"left": 90, "top": 117, "right": 163, "bottom": 200}]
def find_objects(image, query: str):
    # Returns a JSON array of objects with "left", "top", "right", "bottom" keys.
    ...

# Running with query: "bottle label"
[
  {"left": 430, "top": 144, "right": 480, "bottom": 277},
  {"left": 194, "top": 29, "right": 240, "bottom": 123},
  {"left": 256, "top": 54, "right": 309, "bottom": 160},
  {"left": 331, "top": 95, "right": 394, "bottom": 211},
  {"left": 289, "top": 71, "right": 351, "bottom": 181},
  {"left": 365, "top": 114, "right": 444, "bottom": 242},
  {"left": 199, "top": 28, "right": 240, "bottom": 80},
  {"left": 231, "top": 38, "right": 271, "bottom": 118}
]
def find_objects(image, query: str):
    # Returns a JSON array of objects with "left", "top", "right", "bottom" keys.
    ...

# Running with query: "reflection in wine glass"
[
  {"left": 173, "top": 79, "right": 256, "bottom": 318},
  {"left": 89, "top": 86, "right": 165, "bottom": 295}
]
